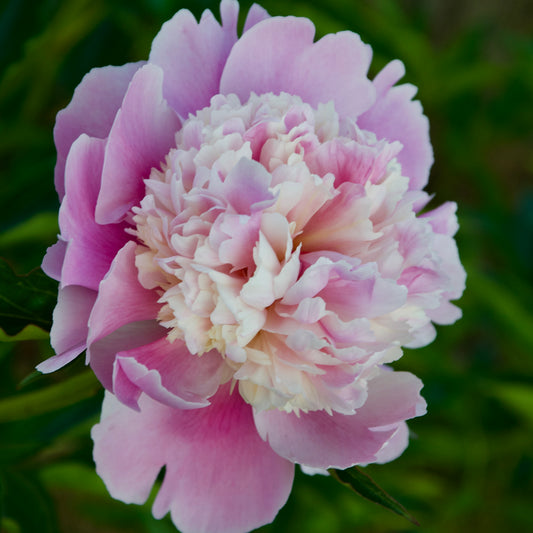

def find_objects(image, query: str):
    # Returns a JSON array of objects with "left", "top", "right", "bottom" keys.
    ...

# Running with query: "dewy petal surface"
[{"left": 92, "top": 387, "right": 294, "bottom": 533}]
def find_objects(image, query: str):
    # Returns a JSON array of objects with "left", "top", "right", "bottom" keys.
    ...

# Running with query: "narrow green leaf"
[
  {"left": 17, "top": 370, "right": 47, "bottom": 390},
  {"left": 0, "top": 324, "right": 49, "bottom": 342},
  {"left": 0, "top": 213, "right": 58, "bottom": 248},
  {"left": 329, "top": 466, "right": 419, "bottom": 526},
  {"left": 0, "top": 371, "right": 101, "bottom": 422},
  {"left": 0, "top": 259, "right": 57, "bottom": 336}
]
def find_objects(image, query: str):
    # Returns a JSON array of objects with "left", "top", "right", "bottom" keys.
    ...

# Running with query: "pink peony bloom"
[{"left": 40, "top": 1, "right": 465, "bottom": 532}]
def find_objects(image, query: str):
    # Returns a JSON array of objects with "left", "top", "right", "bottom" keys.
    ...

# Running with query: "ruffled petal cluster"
[{"left": 40, "top": 2, "right": 465, "bottom": 532}]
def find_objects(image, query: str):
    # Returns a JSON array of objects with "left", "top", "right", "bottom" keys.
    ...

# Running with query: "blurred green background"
[{"left": 1, "top": 0, "right": 532, "bottom": 531}]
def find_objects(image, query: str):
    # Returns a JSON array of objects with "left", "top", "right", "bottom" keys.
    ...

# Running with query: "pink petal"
[
  {"left": 220, "top": 17, "right": 316, "bottom": 100},
  {"left": 95, "top": 64, "right": 181, "bottom": 224},
  {"left": 427, "top": 301, "right": 462, "bottom": 325},
  {"left": 405, "top": 321, "right": 436, "bottom": 349},
  {"left": 399, "top": 266, "right": 445, "bottom": 299},
  {"left": 37, "top": 285, "right": 96, "bottom": 373},
  {"left": 148, "top": 0, "right": 239, "bottom": 118},
  {"left": 87, "top": 241, "right": 163, "bottom": 388},
  {"left": 254, "top": 370, "right": 425, "bottom": 469},
  {"left": 300, "top": 182, "right": 376, "bottom": 255},
  {"left": 217, "top": 212, "right": 261, "bottom": 271},
  {"left": 283, "top": 257, "right": 407, "bottom": 321},
  {"left": 352, "top": 370, "right": 427, "bottom": 428},
  {"left": 358, "top": 59, "right": 433, "bottom": 190},
  {"left": 59, "top": 135, "right": 129, "bottom": 290},
  {"left": 286, "top": 31, "right": 375, "bottom": 118},
  {"left": 41, "top": 239, "right": 67, "bottom": 281},
  {"left": 54, "top": 62, "right": 143, "bottom": 199},
  {"left": 92, "top": 386, "right": 294, "bottom": 533},
  {"left": 420, "top": 201, "right": 459, "bottom": 236},
  {"left": 113, "top": 337, "right": 226, "bottom": 409},
  {"left": 90, "top": 321, "right": 164, "bottom": 390},
  {"left": 318, "top": 264, "right": 408, "bottom": 320},
  {"left": 224, "top": 158, "right": 274, "bottom": 214},
  {"left": 112, "top": 360, "right": 142, "bottom": 411},
  {"left": 432, "top": 234, "right": 466, "bottom": 302},
  {"left": 374, "top": 422, "right": 409, "bottom": 464},
  {"left": 305, "top": 137, "right": 402, "bottom": 187},
  {"left": 243, "top": 3, "right": 270, "bottom": 32},
  {"left": 220, "top": 18, "right": 375, "bottom": 119}
]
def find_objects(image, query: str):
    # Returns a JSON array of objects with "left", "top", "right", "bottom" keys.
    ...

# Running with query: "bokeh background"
[{"left": 1, "top": 0, "right": 532, "bottom": 531}]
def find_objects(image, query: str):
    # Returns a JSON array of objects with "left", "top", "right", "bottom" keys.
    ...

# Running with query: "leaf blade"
[
  {"left": 0, "top": 371, "right": 101, "bottom": 423},
  {"left": 329, "top": 466, "right": 419, "bottom": 526}
]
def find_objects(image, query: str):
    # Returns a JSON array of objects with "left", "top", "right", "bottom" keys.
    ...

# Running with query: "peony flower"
[{"left": 40, "top": 1, "right": 466, "bottom": 532}]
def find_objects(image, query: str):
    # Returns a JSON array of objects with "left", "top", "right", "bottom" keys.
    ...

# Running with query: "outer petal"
[
  {"left": 59, "top": 135, "right": 129, "bottom": 290},
  {"left": 374, "top": 422, "right": 409, "bottom": 464},
  {"left": 54, "top": 62, "right": 144, "bottom": 199},
  {"left": 90, "top": 321, "right": 164, "bottom": 391},
  {"left": 243, "top": 3, "right": 270, "bottom": 32},
  {"left": 92, "top": 386, "right": 294, "bottom": 533},
  {"left": 149, "top": 0, "right": 239, "bottom": 117},
  {"left": 37, "top": 285, "right": 96, "bottom": 373},
  {"left": 95, "top": 64, "right": 181, "bottom": 224},
  {"left": 41, "top": 239, "right": 67, "bottom": 282},
  {"left": 113, "top": 337, "right": 226, "bottom": 409},
  {"left": 87, "top": 241, "right": 163, "bottom": 388},
  {"left": 220, "top": 18, "right": 375, "bottom": 120},
  {"left": 254, "top": 370, "right": 426, "bottom": 469},
  {"left": 287, "top": 31, "right": 375, "bottom": 119},
  {"left": 420, "top": 201, "right": 459, "bottom": 236},
  {"left": 358, "top": 59, "right": 433, "bottom": 190}
]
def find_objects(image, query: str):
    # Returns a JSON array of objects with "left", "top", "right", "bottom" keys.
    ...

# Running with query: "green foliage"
[
  {"left": 0, "top": 371, "right": 101, "bottom": 423},
  {"left": 1, "top": 0, "right": 532, "bottom": 531},
  {"left": 0, "top": 259, "right": 57, "bottom": 336},
  {"left": 330, "top": 467, "right": 419, "bottom": 525}
]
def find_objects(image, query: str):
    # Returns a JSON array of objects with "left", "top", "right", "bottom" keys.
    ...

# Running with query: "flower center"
[{"left": 132, "top": 92, "right": 415, "bottom": 414}]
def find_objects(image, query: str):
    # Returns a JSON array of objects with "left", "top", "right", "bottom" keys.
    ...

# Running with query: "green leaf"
[
  {"left": 0, "top": 324, "right": 49, "bottom": 342},
  {"left": 329, "top": 466, "right": 419, "bottom": 526},
  {"left": 0, "top": 213, "right": 58, "bottom": 249},
  {"left": 0, "top": 259, "right": 57, "bottom": 336},
  {"left": 0, "top": 371, "right": 101, "bottom": 423},
  {"left": 17, "top": 370, "right": 48, "bottom": 390}
]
